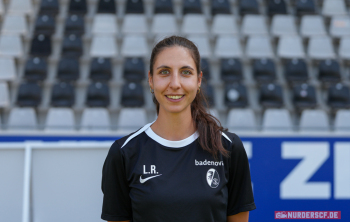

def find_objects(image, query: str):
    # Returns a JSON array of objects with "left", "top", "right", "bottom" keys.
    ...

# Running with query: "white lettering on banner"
[
  {"left": 334, "top": 142, "right": 350, "bottom": 199},
  {"left": 243, "top": 141, "right": 253, "bottom": 192},
  {"left": 280, "top": 142, "right": 331, "bottom": 199}
]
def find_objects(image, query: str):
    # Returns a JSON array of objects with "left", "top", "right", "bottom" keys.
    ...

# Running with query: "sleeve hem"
[
  {"left": 101, "top": 213, "right": 131, "bottom": 221},
  {"left": 227, "top": 202, "right": 257, "bottom": 216}
]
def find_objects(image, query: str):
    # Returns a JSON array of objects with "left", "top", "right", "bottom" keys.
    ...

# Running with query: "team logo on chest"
[{"left": 206, "top": 168, "right": 220, "bottom": 188}]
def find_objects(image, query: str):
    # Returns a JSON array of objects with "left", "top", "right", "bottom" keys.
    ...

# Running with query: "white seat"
[
  {"left": 300, "top": 15, "right": 326, "bottom": 37},
  {"left": 271, "top": 15, "right": 297, "bottom": 37},
  {"left": 91, "top": 14, "right": 117, "bottom": 35},
  {"left": 0, "top": 34, "right": 23, "bottom": 58},
  {"left": 152, "top": 14, "right": 178, "bottom": 35},
  {"left": 80, "top": 108, "right": 110, "bottom": 131},
  {"left": 322, "top": 0, "right": 347, "bottom": 16},
  {"left": 8, "top": 0, "right": 32, "bottom": 15},
  {"left": 241, "top": 15, "right": 268, "bottom": 36},
  {"left": 182, "top": 14, "right": 208, "bottom": 35},
  {"left": 46, "top": 108, "right": 75, "bottom": 130},
  {"left": 8, "top": 107, "right": 37, "bottom": 130},
  {"left": 209, "top": 109, "right": 220, "bottom": 122},
  {"left": 214, "top": 36, "right": 242, "bottom": 58},
  {"left": 277, "top": 36, "right": 305, "bottom": 59},
  {"left": 90, "top": 35, "right": 117, "bottom": 57},
  {"left": 246, "top": 36, "right": 274, "bottom": 59},
  {"left": 1, "top": 15, "right": 27, "bottom": 35},
  {"left": 187, "top": 35, "right": 211, "bottom": 57},
  {"left": 118, "top": 108, "right": 147, "bottom": 130},
  {"left": 300, "top": 109, "right": 329, "bottom": 132},
  {"left": 339, "top": 37, "right": 350, "bottom": 60},
  {"left": 211, "top": 15, "right": 238, "bottom": 35},
  {"left": 121, "top": 35, "right": 148, "bottom": 57},
  {"left": 330, "top": 16, "right": 350, "bottom": 38},
  {"left": 0, "top": 57, "right": 16, "bottom": 81},
  {"left": 227, "top": 109, "right": 257, "bottom": 131},
  {"left": 122, "top": 14, "right": 147, "bottom": 34},
  {"left": 262, "top": 109, "right": 293, "bottom": 131},
  {"left": 308, "top": 36, "right": 335, "bottom": 59},
  {"left": 0, "top": 82, "right": 9, "bottom": 108},
  {"left": 0, "top": 0, "right": 4, "bottom": 16},
  {"left": 334, "top": 109, "right": 350, "bottom": 131}
]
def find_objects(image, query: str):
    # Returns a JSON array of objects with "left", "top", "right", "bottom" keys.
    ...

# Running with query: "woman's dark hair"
[{"left": 149, "top": 35, "right": 229, "bottom": 159}]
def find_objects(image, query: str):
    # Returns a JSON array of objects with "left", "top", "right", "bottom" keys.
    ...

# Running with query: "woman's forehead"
[{"left": 154, "top": 46, "right": 196, "bottom": 67}]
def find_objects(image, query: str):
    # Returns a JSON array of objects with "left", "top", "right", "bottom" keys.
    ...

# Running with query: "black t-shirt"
[{"left": 101, "top": 122, "right": 256, "bottom": 222}]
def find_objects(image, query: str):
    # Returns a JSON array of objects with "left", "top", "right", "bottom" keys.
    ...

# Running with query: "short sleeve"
[
  {"left": 101, "top": 141, "right": 132, "bottom": 221},
  {"left": 227, "top": 133, "right": 256, "bottom": 216}
]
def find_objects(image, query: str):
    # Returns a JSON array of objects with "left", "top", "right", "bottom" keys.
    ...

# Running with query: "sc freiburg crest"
[{"left": 206, "top": 168, "right": 220, "bottom": 188}]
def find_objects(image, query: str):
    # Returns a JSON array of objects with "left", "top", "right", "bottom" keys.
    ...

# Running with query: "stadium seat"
[
  {"left": 307, "top": 36, "right": 335, "bottom": 60},
  {"left": 284, "top": 58, "right": 308, "bottom": 83},
  {"left": 300, "top": 15, "right": 326, "bottom": 37},
  {"left": 121, "top": 82, "right": 144, "bottom": 107},
  {"left": 221, "top": 58, "right": 243, "bottom": 82},
  {"left": 57, "top": 57, "right": 80, "bottom": 81},
  {"left": 183, "top": 0, "right": 202, "bottom": 14},
  {"left": 201, "top": 83, "right": 214, "bottom": 107},
  {"left": 118, "top": 108, "right": 147, "bottom": 130},
  {"left": 68, "top": 0, "right": 87, "bottom": 14},
  {"left": 121, "top": 35, "right": 148, "bottom": 57},
  {"left": 51, "top": 82, "right": 75, "bottom": 107},
  {"left": 154, "top": 0, "right": 173, "bottom": 14},
  {"left": 123, "top": 57, "right": 145, "bottom": 82},
  {"left": 201, "top": 58, "right": 211, "bottom": 80},
  {"left": 339, "top": 37, "right": 350, "bottom": 60},
  {"left": 17, "top": 82, "right": 42, "bottom": 107},
  {"left": 61, "top": 34, "right": 83, "bottom": 57},
  {"left": 90, "top": 35, "right": 117, "bottom": 57},
  {"left": 225, "top": 83, "right": 248, "bottom": 108},
  {"left": 318, "top": 59, "right": 341, "bottom": 83},
  {"left": 122, "top": 14, "right": 147, "bottom": 34},
  {"left": 227, "top": 108, "right": 257, "bottom": 131},
  {"left": 0, "top": 34, "right": 23, "bottom": 58},
  {"left": 80, "top": 108, "right": 110, "bottom": 130},
  {"left": 259, "top": 83, "right": 283, "bottom": 108},
  {"left": 45, "top": 108, "right": 75, "bottom": 130},
  {"left": 24, "top": 57, "right": 47, "bottom": 81},
  {"left": 182, "top": 15, "right": 208, "bottom": 34},
  {"left": 214, "top": 36, "right": 242, "bottom": 58},
  {"left": 0, "top": 82, "right": 9, "bottom": 108},
  {"left": 187, "top": 36, "right": 211, "bottom": 57},
  {"left": 241, "top": 15, "right": 268, "bottom": 36},
  {"left": 253, "top": 58, "right": 276, "bottom": 83},
  {"left": 246, "top": 36, "right": 274, "bottom": 59},
  {"left": 125, "top": 0, "right": 144, "bottom": 14},
  {"left": 64, "top": 14, "right": 85, "bottom": 35},
  {"left": 90, "top": 57, "right": 112, "bottom": 81},
  {"left": 211, "top": 0, "right": 230, "bottom": 15},
  {"left": 300, "top": 109, "right": 329, "bottom": 131},
  {"left": 267, "top": 0, "right": 287, "bottom": 17},
  {"left": 7, "top": 108, "right": 37, "bottom": 130},
  {"left": 208, "top": 109, "right": 219, "bottom": 121},
  {"left": 211, "top": 15, "right": 238, "bottom": 35},
  {"left": 295, "top": 0, "right": 316, "bottom": 16},
  {"left": 8, "top": 0, "right": 33, "bottom": 15},
  {"left": 292, "top": 83, "right": 317, "bottom": 109},
  {"left": 0, "top": 0, "right": 3, "bottom": 16},
  {"left": 334, "top": 109, "right": 350, "bottom": 131},
  {"left": 327, "top": 83, "right": 350, "bottom": 109},
  {"left": 39, "top": 0, "right": 59, "bottom": 15},
  {"left": 322, "top": 0, "right": 347, "bottom": 17},
  {"left": 30, "top": 34, "right": 51, "bottom": 57},
  {"left": 86, "top": 81, "right": 110, "bottom": 107},
  {"left": 97, "top": 0, "right": 116, "bottom": 13},
  {"left": 277, "top": 36, "right": 305, "bottom": 59},
  {"left": 271, "top": 15, "right": 297, "bottom": 37},
  {"left": 330, "top": 16, "right": 350, "bottom": 38},
  {"left": 0, "top": 58, "right": 16, "bottom": 81},
  {"left": 2, "top": 15, "right": 27, "bottom": 35},
  {"left": 239, "top": 0, "right": 259, "bottom": 16},
  {"left": 262, "top": 108, "right": 293, "bottom": 131},
  {"left": 34, "top": 14, "right": 56, "bottom": 35},
  {"left": 152, "top": 14, "right": 177, "bottom": 35},
  {"left": 92, "top": 14, "right": 117, "bottom": 35}
]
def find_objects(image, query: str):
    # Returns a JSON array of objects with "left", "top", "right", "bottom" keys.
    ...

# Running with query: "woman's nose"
[{"left": 169, "top": 71, "right": 181, "bottom": 90}]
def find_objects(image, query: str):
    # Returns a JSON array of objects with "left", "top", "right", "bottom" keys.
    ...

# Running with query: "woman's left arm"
[{"left": 227, "top": 211, "right": 249, "bottom": 222}]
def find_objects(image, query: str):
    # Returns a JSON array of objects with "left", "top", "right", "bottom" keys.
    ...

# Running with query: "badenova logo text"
[{"left": 195, "top": 159, "right": 224, "bottom": 166}]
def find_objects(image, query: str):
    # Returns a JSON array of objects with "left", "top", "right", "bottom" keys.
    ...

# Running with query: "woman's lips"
[{"left": 165, "top": 95, "right": 185, "bottom": 102}]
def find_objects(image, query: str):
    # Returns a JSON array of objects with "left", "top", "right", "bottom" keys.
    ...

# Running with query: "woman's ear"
[
  {"left": 148, "top": 71, "right": 153, "bottom": 89},
  {"left": 198, "top": 71, "right": 203, "bottom": 87}
]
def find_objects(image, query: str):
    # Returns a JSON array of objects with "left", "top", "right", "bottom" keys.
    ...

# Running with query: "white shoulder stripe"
[
  {"left": 222, "top": 132, "right": 232, "bottom": 143},
  {"left": 121, "top": 120, "right": 156, "bottom": 148}
]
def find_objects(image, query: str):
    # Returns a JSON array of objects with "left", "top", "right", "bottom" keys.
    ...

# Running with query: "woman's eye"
[
  {"left": 160, "top": 70, "right": 169, "bottom": 74},
  {"left": 182, "top": 70, "right": 191, "bottom": 75}
]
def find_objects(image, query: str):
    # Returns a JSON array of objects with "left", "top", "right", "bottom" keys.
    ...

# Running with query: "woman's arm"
[{"left": 227, "top": 211, "right": 249, "bottom": 222}]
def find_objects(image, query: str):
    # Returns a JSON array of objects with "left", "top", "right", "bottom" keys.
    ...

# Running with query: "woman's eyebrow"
[
  {"left": 156, "top": 65, "right": 171, "bottom": 70},
  {"left": 181, "top": 65, "right": 194, "bottom": 70}
]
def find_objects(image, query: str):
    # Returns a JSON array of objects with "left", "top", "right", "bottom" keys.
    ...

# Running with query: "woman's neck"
[{"left": 151, "top": 107, "right": 196, "bottom": 141}]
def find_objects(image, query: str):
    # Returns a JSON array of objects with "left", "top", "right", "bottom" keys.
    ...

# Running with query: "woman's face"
[{"left": 149, "top": 46, "right": 202, "bottom": 115}]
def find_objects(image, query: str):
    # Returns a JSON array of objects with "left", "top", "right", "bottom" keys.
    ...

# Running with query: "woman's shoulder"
[{"left": 221, "top": 131, "right": 245, "bottom": 152}]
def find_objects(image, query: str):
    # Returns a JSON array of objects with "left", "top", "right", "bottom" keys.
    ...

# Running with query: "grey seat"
[
  {"left": 300, "top": 109, "right": 329, "bottom": 132},
  {"left": 0, "top": 58, "right": 16, "bottom": 81},
  {"left": 187, "top": 35, "right": 211, "bottom": 57},
  {"left": 90, "top": 35, "right": 117, "bottom": 57},
  {"left": 214, "top": 36, "right": 242, "bottom": 58},
  {"left": 8, "top": 107, "right": 37, "bottom": 130},
  {"left": 182, "top": 14, "right": 208, "bottom": 35},
  {"left": 300, "top": 15, "right": 326, "bottom": 37},
  {"left": 8, "top": 0, "right": 33, "bottom": 15},
  {"left": 0, "top": 82, "right": 9, "bottom": 108},
  {"left": 277, "top": 35, "right": 305, "bottom": 59},
  {"left": 80, "top": 108, "right": 110, "bottom": 131},
  {"left": 46, "top": 108, "right": 75, "bottom": 130},
  {"left": 322, "top": 0, "right": 347, "bottom": 17},
  {"left": 241, "top": 15, "right": 268, "bottom": 36},
  {"left": 118, "top": 108, "right": 147, "bottom": 131},
  {"left": 1, "top": 14, "right": 27, "bottom": 35},
  {"left": 308, "top": 36, "right": 335, "bottom": 59},
  {"left": 121, "top": 35, "right": 148, "bottom": 57},
  {"left": 122, "top": 14, "right": 147, "bottom": 34},
  {"left": 246, "top": 36, "right": 274, "bottom": 59},
  {"left": 271, "top": 15, "right": 297, "bottom": 37},
  {"left": 152, "top": 14, "right": 178, "bottom": 35},
  {"left": 334, "top": 109, "right": 350, "bottom": 131},
  {"left": 262, "top": 108, "right": 293, "bottom": 131},
  {"left": 0, "top": 34, "right": 23, "bottom": 57},
  {"left": 339, "top": 37, "right": 350, "bottom": 59},
  {"left": 91, "top": 14, "right": 117, "bottom": 35},
  {"left": 226, "top": 109, "right": 257, "bottom": 131},
  {"left": 211, "top": 15, "right": 238, "bottom": 35},
  {"left": 330, "top": 16, "right": 350, "bottom": 38}
]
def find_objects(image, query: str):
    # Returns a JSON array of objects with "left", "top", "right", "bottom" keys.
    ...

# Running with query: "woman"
[{"left": 101, "top": 36, "right": 256, "bottom": 222}]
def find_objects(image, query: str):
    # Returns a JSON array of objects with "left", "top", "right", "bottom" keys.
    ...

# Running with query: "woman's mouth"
[{"left": 165, "top": 95, "right": 185, "bottom": 101}]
